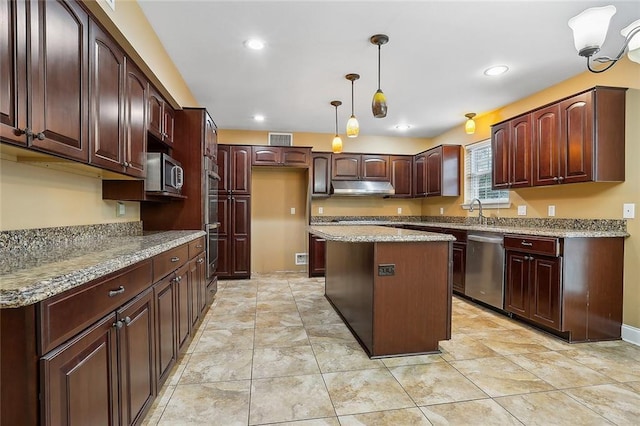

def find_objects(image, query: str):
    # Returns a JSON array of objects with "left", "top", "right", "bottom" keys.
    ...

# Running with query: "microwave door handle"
[{"left": 174, "top": 165, "right": 184, "bottom": 189}]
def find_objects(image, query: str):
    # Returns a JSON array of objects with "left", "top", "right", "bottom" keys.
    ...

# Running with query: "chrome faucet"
[{"left": 469, "top": 198, "right": 485, "bottom": 224}]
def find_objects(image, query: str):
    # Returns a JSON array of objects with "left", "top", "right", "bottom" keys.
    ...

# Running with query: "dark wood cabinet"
[
  {"left": 332, "top": 153, "right": 390, "bottom": 181},
  {"left": 153, "top": 274, "right": 176, "bottom": 388},
  {"left": 389, "top": 155, "right": 412, "bottom": 197},
  {"left": 308, "top": 233, "right": 326, "bottom": 277},
  {"left": 252, "top": 145, "right": 311, "bottom": 167},
  {"left": 218, "top": 144, "right": 251, "bottom": 194},
  {"left": 492, "top": 115, "right": 532, "bottom": 189},
  {"left": 204, "top": 113, "right": 217, "bottom": 159},
  {"left": 311, "top": 152, "right": 332, "bottom": 197},
  {"left": 148, "top": 85, "right": 174, "bottom": 147},
  {"left": 175, "top": 263, "right": 190, "bottom": 352},
  {"left": 414, "top": 145, "right": 461, "bottom": 197}
]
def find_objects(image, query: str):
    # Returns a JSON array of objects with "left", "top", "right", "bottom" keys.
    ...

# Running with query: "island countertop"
[
  {"left": 309, "top": 225, "right": 456, "bottom": 243},
  {"left": 0, "top": 230, "right": 205, "bottom": 308}
]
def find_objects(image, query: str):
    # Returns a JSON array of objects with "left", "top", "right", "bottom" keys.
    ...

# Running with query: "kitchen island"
[{"left": 309, "top": 225, "right": 455, "bottom": 358}]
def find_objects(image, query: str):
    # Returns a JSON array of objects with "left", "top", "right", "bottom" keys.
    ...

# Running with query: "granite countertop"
[
  {"left": 311, "top": 220, "right": 629, "bottom": 238},
  {"left": 309, "top": 225, "right": 456, "bottom": 243},
  {"left": 0, "top": 230, "right": 205, "bottom": 309}
]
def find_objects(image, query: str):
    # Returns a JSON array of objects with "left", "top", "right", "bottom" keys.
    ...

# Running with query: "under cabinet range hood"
[{"left": 331, "top": 180, "right": 395, "bottom": 197}]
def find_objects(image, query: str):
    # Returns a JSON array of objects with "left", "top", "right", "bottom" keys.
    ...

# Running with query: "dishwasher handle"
[{"left": 467, "top": 234, "right": 504, "bottom": 244}]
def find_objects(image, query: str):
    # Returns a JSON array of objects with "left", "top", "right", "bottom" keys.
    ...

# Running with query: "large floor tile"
[
  {"left": 249, "top": 374, "right": 335, "bottom": 424},
  {"left": 420, "top": 398, "right": 522, "bottom": 425},
  {"left": 323, "top": 368, "right": 415, "bottom": 416},
  {"left": 474, "top": 328, "right": 560, "bottom": 355},
  {"left": 205, "top": 313, "right": 256, "bottom": 330},
  {"left": 381, "top": 353, "right": 445, "bottom": 368},
  {"left": 450, "top": 356, "right": 554, "bottom": 397},
  {"left": 252, "top": 346, "right": 320, "bottom": 378},
  {"left": 271, "top": 419, "right": 340, "bottom": 426},
  {"left": 439, "top": 333, "right": 500, "bottom": 361},
  {"left": 389, "top": 362, "right": 487, "bottom": 405},
  {"left": 558, "top": 345, "right": 640, "bottom": 382},
  {"left": 312, "top": 341, "right": 384, "bottom": 373},
  {"left": 179, "top": 349, "right": 253, "bottom": 383},
  {"left": 193, "top": 328, "right": 254, "bottom": 352},
  {"left": 339, "top": 407, "right": 431, "bottom": 425},
  {"left": 255, "top": 310, "right": 303, "bottom": 327},
  {"left": 305, "top": 323, "right": 357, "bottom": 345},
  {"left": 496, "top": 390, "right": 613, "bottom": 425},
  {"left": 158, "top": 381, "right": 250, "bottom": 425},
  {"left": 564, "top": 383, "right": 640, "bottom": 425},
  {"left": 254, "top": 325, "right": 309, "bottom": 348}
]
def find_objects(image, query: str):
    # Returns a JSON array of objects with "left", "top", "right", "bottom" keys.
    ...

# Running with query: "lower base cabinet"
[
  {"left": 154, "top": 274, "right": 177, "bottom": 388},
  {"left": 308, "top": 234, "right": 326, "bottom": 277}
]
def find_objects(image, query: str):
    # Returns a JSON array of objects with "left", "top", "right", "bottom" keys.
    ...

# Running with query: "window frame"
[{"left": 462, "top": 139, "right": 510, "bottom": 210}]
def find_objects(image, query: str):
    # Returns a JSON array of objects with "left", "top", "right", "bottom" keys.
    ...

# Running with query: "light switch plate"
[
  {"left": 318, "top": 207, "right": 324, "bottom": 214},
  {"left": 440, "top": 207, "right": 444, "bottom": 215},
  {"left": 517, "top": 205, "right": 527, "bottom": 216},
  {"left": 290, "top": 207, "right": 296, "bottom": 215},
  {"left": 623, "top": 203, "right": 635, "bottom": 219},
  {"left": 397, "top": 207, "right": 402, "bottom": 215},
  {"left": 548, "top": 205, "right": 556, "bottom": 217},
  {"left": 116, "top": 202, "right": 125, "bottom": 217}
]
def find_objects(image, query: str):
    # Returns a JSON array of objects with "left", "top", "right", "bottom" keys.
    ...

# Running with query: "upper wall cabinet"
[
  {"left": 389, "top": 155, "right": 413, "bottom": 198},
  {"left": 332, "top": 154, "right": 390, "bottom": 181},
  {"left": 414, "top": 145, "right": 461, "bottom": 197},
  {"left": 148, "top": 85, "right": 175, "bottom": 148},
  {"left": 311, "top": 152, "right": 332, "bottom": 197},
  {"left": 204, "top": 113, "right": 217, "bottom": 160},
  {"left": 1, "top": 0, "right": 89, "bottom": 161},
  {"left": 251, "top": 146, "right": 311, "bottom": 167},
  {"left": 492, "top": 114, "right": 532, "bottom": 189}
]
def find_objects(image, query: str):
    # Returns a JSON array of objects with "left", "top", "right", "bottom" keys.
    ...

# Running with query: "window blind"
[{"left": 464, "top": 140, "right": 509, "bottom": 204}]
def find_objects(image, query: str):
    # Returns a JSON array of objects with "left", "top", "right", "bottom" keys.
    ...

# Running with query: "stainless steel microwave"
[{"left": 145, "top": 153, "right": 184, "bottom": 194}]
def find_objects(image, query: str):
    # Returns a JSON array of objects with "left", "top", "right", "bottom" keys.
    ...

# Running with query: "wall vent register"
[{"left": 268, "top": 132, "right": 293, "bottom": 146}]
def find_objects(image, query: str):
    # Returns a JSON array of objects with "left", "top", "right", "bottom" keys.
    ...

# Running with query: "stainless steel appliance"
[
  {"left": 465, "top": 232, "right": 505, "bottom": 309},
  {"left": 205, "top": 162, "right": 221, "bottom": 281},
  {"left": 145, "top": 153, "right": 184, "bottom": 195}
]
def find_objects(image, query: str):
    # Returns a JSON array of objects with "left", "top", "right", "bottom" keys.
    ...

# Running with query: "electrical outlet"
[
  {"left": 440, "top": 207, "right": 444, "bottom": 215},
  {"left": 517, "top": 205, "right": 527, "bottom": 216},
  {"left": 623, "top": 203, "right": 635, "bottom": 219},
  {"left": 397, "top": 207, "right": 402, "bottom": 215},
  {"left": 295, "top": 253, "right": 308, "bottom": 265},
  {"left": 378, "top": 264, "right": 395, "bottom": 276},
  {"left": 116, "top": 202, "right": 125, "bottom": 217},
  {"left": 548, "top": 205, "right": 556, "bottom": 217},
  {"left": 318, "top": 207, "right": 324, "bottom": 214},
  {"left": 290, "top": 207, "right": 296, "bottom": 215}
]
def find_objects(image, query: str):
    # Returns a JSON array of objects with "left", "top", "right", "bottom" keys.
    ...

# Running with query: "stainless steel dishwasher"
[{"left": 465, "top": 232, "right": 505, "bottom": 310}]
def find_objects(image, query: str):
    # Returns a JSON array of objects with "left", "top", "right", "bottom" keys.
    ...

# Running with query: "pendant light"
[
  {"left": 330, "top": 100, "right": 343, "bottom": 154},
  {"left": 464, "top": 113, "right": 477, "bottom": 134},
  {"left": 345, "top": 73, "right": 360, "bottom": 137},
  {"left": 370, "top": 34, "right": 389, "bottom": 118}
]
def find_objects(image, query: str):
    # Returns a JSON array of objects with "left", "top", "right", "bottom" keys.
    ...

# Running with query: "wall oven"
[{"left": 205, "top": 165, "right": 221, "bottom": 281}]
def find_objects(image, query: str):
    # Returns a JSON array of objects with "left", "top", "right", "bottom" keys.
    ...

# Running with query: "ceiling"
[{"left": 138, "top": 1, "right": 640, "bottom": 138}]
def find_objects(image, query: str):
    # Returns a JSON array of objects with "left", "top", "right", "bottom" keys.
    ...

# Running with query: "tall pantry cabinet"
[{"left": 217, "top": 145, "right": 252, "bottom": 278}]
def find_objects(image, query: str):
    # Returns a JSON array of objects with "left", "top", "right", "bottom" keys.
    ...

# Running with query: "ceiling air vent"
[{"left": 268, "top": 132, "right": 293, "bottom": 147}]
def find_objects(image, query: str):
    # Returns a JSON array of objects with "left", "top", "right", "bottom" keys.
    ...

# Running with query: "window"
[{"left": 464, "top": 140, "right": 509, "bottom": 207}]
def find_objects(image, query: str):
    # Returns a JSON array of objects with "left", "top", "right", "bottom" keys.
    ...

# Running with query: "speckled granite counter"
[
  {"left": 0, "top": 230, "right": 205, "bottom": 308},
  {"left": 309, "top": 225, "right": 456, "bottom": 242}
]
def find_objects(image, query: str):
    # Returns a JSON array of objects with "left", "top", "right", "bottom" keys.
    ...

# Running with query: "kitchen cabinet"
[
  {"left": 332, "top": 153, "right": 390, "bottom": 181},
  {"left": 0, "top": 0, "right": 89, "bottom": 160},
  {"left": 148, "top": 84, "right": 174, "bottom": 147},
  {"left": 188, "top": 250, "right": 207, "bottom": 327},
  {"left": 308, "top": 233, "right": 326, "bottom": 277},
  {"left": 218, "top": 144, "right": 252, "bottom": 194},
  {"left": 252, "top": 145, "right": 311, "bottom": 167},
  {"left": 414, "top": 145, "right": 461, "bottom": 197},
  {"left": 311, "top": 152, "right": 332, "bottom": 197},
  {"left": 491, "top": 115, "right": 532, "bottom": 189},
  {"left": 389, "top": 155, "right": 413, "bottom": 198},
  {"left": 175, "top": 263, "right": 191, "bottom": 352},
  {"left": 204, "top": 112, "right": 217, "bottom": 159},
  {"left": 504, "top": 234, "right": 624, "bottom": 342},
  {"left": 88, "top": 20, "right": 147, "bottom": 178},
  {"left": 153, "top": 273, "right": 176, "bottom": 388}
]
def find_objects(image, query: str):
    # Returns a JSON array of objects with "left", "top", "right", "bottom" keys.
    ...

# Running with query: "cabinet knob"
[
  {"left": 171, "top": 256, "right": 180, "bottom": 262},
  {"left": 553, "top": 177, "right": 559, "bottom": 181},
  {"left": 197, "top": 258, "right": 204, "bottom": 264},
  {"left": 123, "top": 316, "right": 132, "bottom": 325},
  {"left": 558, "top": 176, "right": 565, "bottom": 182},
  {"left": 113, "top": 320, "right": 123, "bottom": 329},
  {"left": 35, "top": 132, "right": 45, "bottom": 140}
]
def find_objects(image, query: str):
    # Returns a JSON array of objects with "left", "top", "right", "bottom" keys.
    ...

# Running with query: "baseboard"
[{"left": 622, "top": 324, "right": 640, "bottom": 346}]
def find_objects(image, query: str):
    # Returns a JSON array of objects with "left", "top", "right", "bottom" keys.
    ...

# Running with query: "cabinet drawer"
[
  {"left": 188, "top": 237, "right": 206, "bottom": 258},
  {"left": 504, "top": 235, "right": 561, "bottom": 256},
  {"left": 153, "top": 244, "right": 189, "bottom": 281},
  {"left": 441, "top": 228, "right": 467, "bottom": 243},
  {"left": 39, "top": 260, "right": 153, "bottom": 355}
]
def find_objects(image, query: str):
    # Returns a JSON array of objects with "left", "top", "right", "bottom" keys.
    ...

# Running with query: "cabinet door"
[
  {"left": 311, "top": 153, "right": 331, "bottom": 196},
  {"left": 510, "top": 115, "right": 532, "bottom": 188},
  {"left": 232, "top": 195, "right": 251, "bottom": 277},
  {"left": 231, "top": 145, "right": 251, "bottom": 194},
  {"left": 154, "top": 274, "right": 176, "bottom": 387},
  {"left": 162, "top": 102, "right": 175, "bottom": 147},
  {"left": 88, "top": 20, "right": 125, "bottom": 173},
  {"left": 175, "top": 264, "right": 190, "bottom": 352},
  {"left": 188, "top": 257, "right": 200, "bottom": 329},
  {"left": 216, "top": 234, "right": 231, "bottom": 277},
  {"left": 118, "top": 288, "right": 155, "bottom": 426},
  {"left": 308, "top": 234, "right": 326, "bottom": 277},
  {"left": 0, "top": 0, "right": 27, "bottom": 146},
  {"left": 282, "top": 147, "right": 311, "bottom": 167},
  {"left": 491, "top": 122, "right": 511, "bottom": 189},
  {"left": 217, "top": 145, "right": 230, "bottom": 192},
  {"left": 532, "top": 104, "right": 561, "bottom": 186},
  {"left": 529, "top": 256, "right": 562, "bottom": 330},
  {"left": 413, "top": 153, "right": 426, "bottom": 196},
  {"left": 41, "top": 313, "right": 118, "bottom": 426},
  {"left": 389, "top": 155, "right": 412, "bottom": 198},
  {"left": 197, "top": 254, "right": 207, "bottom": 316},
  {"left": 332, "top": 154, "right": 361, "bottom": 180},
  {"left": 29, "top": 0, "right": 89, "bottom": 161},
  {"left": 505, "top": 251, "right": 530, "bottom": 317},
  {"left": 148, "top": 87, "right": 163, "bottom": 141},
  {"left": 252, "top": 145, "right": 282, "bottom": 165},
  {"left": 425, "top": 147, "right": 442, "bottom": 196},
  {"left": 451, "top": 243, "right": 465, "bottom": 294},
  {"left": 124, "top": 61, "right": 147, "bottom": 178},
  {"left": 204, "top": 112, "right": 217, "bottom": 159},
  {"left": 361, "top": 154, "right": 390, "bottom": 181},
  {"left": 560, "top": 92, "right": 593, "bottom": 184}
]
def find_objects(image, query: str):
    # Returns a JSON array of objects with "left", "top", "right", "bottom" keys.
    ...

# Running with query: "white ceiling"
[{"left": 138, "top": 1, "right": 640, "bottom": 138}]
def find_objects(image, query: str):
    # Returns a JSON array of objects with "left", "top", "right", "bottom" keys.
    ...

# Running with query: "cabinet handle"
[
  {"left": 521, "top": 241, "right": 533, "bottom": 247},
  {"left": 316, "top": 239, "right": 326, "bottom": 242},
  {"left": 123, "top": 316, "right": 132, "bottom": 326},
  {"left": 197, "top": 258, "right": 204, "bottom": 264},
  {"left": 20, "top": 128, "right": 45, "bottom": 140},
  {"left": 196, "top": 244, "right": 203, "bottom": 248},
  {"left": 171, "top": 256, "right": 180, "bottom": 262},
  {"left": 108, "top": 286, "right": 125, "bottom": 297},
  {"left": 113, "top": 320, "right": 123, "bottom": 329},
  {"left": 558, "top": 176, "right": 565, "bottom": 182},
  {"left": 553, "top": 177, "right": 559, "bottom": 181}
]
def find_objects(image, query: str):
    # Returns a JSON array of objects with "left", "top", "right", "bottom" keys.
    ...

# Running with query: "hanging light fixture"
[
  {"left": 464, "top": 113, "right": 477, "bottom": 134},
  {"left": 330, "top": 100, "right": 343, "bottom": 154},
  {"left": 568, "top": 5, "right": 640, "bottom": 73},
  {"left": 370, "top": 34, "right": 389, "bottom": 118},
  {"left": 345, "top": 73, "right": 360, "bottom": 138}
]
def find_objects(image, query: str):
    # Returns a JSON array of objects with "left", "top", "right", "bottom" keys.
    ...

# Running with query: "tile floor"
[{"left": 142, "top": 272, "right": 640, "bottom": 425}]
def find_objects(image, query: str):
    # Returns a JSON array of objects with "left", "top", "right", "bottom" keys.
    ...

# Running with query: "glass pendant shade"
[
  {"left": 568, "top": 5, "right": 616, "bottom": 56},
  {"left": 372, "top": 90, "right": 387, "bottom": 118},
  {"left": 332, "top": 135, "right": 343, "bottom": 154},
  {"left": 346, "top": 115, "right": 359, "bottom": 137},
  {"left": 465, "top": 118, "right": 476, "bottom": 134},
  {"left": 621, "top": 19, "right": 640, "bottom": 64}
]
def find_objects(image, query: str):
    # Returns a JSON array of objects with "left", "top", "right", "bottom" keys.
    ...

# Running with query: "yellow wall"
[{"left": 251, "top": 168, "right": 308, "bottom": 273}]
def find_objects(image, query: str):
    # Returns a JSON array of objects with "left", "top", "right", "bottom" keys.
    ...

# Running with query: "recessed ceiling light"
[
  {"left": 395, "top": 124, "right": 411, "bottom": 131},
  {"left": 484, "top": 65, "right": 509, "bottom": 76},
  {"left": 244, "top": 39, "right": 265, "bottom": 50},
  {"left": 253, "top": 115, "right": 265, "bottom": 122}
]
